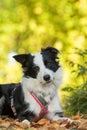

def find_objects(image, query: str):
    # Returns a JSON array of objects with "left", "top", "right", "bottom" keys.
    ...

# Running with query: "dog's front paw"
[{"left": 22, "top": 119, "right": 30, "bottom": 125}]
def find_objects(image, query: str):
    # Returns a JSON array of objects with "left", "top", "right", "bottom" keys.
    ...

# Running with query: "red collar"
[{"left": 30, "top": 91, "right": 49, "bottom": 122}]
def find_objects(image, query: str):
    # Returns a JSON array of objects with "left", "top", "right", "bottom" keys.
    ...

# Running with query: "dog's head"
[{"left": 13, "top": 47, "right": 63, "bottom": 86}]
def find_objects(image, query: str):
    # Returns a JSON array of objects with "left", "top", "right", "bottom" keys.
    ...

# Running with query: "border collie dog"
[{"left": 0, "top": 47, "right": 63, "bottom": 123}]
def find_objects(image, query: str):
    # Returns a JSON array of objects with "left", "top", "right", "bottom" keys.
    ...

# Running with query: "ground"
[{"left": 0, "top": 114, "right": 87, "bottom": 130}]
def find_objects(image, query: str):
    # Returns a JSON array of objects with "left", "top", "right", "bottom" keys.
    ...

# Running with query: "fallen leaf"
[
  {"left": 13, "top": 121, "right": 29, "bottom": 129},
  {"left": 78, "top": 119, "right": 87, "bottom": 130},
  {"left": 38, "top": 126, "right": 48, "bottom": 130},
  {"left": 0, "top": 116, "right": 80, "bottom": 130},
  {"left": 72, "top": 114, "right": 81, "bottom": 120},
  {"left": 0, "top": 122, "right": 10, "bottom": 128},
  {"left": 37, "top": 118, "right": 50, "bottom": 125}
]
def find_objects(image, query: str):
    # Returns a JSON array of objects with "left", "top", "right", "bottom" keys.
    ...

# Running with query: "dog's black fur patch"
[
  {"left": 41, "top": 47, "right": 60, "bottom": 72},
  {"left": 13, "top": 54, "right": 40, "bottom": 79}
]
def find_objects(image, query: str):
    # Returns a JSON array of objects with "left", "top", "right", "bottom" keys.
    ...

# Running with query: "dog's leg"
[
  {"left": 13, "top": 85, "right": 36, "bottom": 123},
  {"left": 46, "top": 94, "right": 73, "bottom": 123},
  {"left": 17, "top": 109, "right": 36, "bottom": 123},
  {"left": 46, "top": 92, "right": 64, "bottom": 121}
]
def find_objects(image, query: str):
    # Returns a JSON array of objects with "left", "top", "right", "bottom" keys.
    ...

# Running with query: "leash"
[
  {"left": 10, "top": 86, "right": 49, "bottom": 120},
  {"left": 10, "top": 87, "right": 17, "bottom": 116},
  {"left": 30, "top": 91, "right": 49, "bottom": 122}
]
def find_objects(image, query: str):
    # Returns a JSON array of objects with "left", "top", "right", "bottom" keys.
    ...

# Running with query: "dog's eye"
[{"left": 32, "top": 65, "right": 39, "bottom": 71}]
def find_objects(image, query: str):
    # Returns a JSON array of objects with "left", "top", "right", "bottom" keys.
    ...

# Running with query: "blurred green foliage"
[
  {"left": 62, "top": 48, "right": 87, "bottom": 116},
  {"left": 0, "top": 0, "right": 87, "bottom": 115}
]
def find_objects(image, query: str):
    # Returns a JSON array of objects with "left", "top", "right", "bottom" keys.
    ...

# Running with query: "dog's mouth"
[
  {"left": 46, "top": 80, "right": 52, "bottom": 83},
  {"left": 40, "top": 80, "right": 52, "bottom": 85}
]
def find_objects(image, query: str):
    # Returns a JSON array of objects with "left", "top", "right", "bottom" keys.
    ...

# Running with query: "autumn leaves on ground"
[{"left": 0, "top": 114, "right": 87, "bottom": 130}]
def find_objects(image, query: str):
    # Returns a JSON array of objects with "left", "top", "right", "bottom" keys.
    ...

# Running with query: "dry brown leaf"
[
  {"left": 36, "top": 120, "right": 68, "bottom": 130},
  {"left": 47, "top": 125, "right": 67, "bottom": 130},
  {"left": 13, "top": 128, "right": 25, "bottom": 130},
  {"left": 55, "top": 126, "right": 68, "bottom": 130},
  {"left": 72, "top": 114, "right": 81, "bottom": 120},
  {"left": 42, "top": 126, "right": 67, "bottom": 130},
  {"left": 0, "top": 122, "right": 10, "bottom": 128},
  {"left": 60, "top": 119, "right": 78, "bottom": 129},
  {"left": 37, "top": 118, "right": 50, "bottom": 125},
  {"left": 31, "top": 118, "right": 50, "bottom": 128},
  {"left": 50, "top": 122, "right": 60, "bottom": 128},
  {"left": 13, "top": 120, "right": 29, "bottom": 129},
  {"left": 38, "top": 126, "right": 48, "bottom": 130},
  {"left": 0, "top": 116, "right": 79, "bottom": 130},
  {"left": 78, "top": 119, "right": 87, "bottom": 130},
  {"left": 31, "top": 127, "right": 38, "bottom": 130}
]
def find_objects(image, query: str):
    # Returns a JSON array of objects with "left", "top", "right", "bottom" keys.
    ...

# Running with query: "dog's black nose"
[{"left": 43, "top": 74, "right": 50, "bottom": 81}]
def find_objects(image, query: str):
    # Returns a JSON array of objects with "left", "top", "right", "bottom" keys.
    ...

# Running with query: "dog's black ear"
[
  {"left": 13, "top": 54, "right": 32, "bottom": 67},
  {"left": 41, "top": 46, "right": 60, "bottom": 58}
]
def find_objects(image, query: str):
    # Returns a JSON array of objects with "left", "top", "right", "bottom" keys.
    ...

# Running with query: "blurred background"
[{"left": 0, "top": 0, "right": 87, "bottom": 116}]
